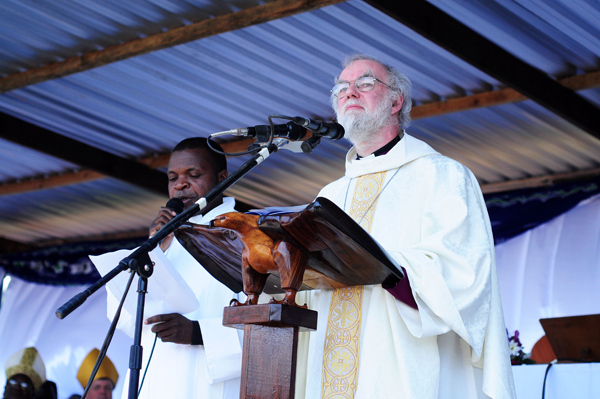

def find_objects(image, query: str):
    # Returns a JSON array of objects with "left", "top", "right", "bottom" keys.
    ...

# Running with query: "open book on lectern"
[{"left": 173, "top": 197, "right": 404, "bottom": 295}]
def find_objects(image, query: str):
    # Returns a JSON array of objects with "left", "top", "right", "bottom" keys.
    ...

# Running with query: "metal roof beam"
[
  {"left": 366, "top": 0, "right": 600, "bottom": 141},
  {"left": 0, "top": 138, "right": 256, "bottom": 195},
  {"left": 0, "top": 0, "right": 344, "bottom": 93},
  {"left": 2, "top": 69, "right": 599, "bottom": 196},
  {"left": 480, "top": 167, "right": 600, "bottom": 194},
  {"left": 0, "top": 113, "right": 168, "bottom": 196},
  {"left": 0, "top": 237, "right": 35, "bottom": 254},
  {"left": 413, "top": 70, "right": 600, "bottom": 119}
]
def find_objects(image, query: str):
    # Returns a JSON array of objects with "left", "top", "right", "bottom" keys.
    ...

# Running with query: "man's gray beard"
[{"left": 337, "top": 99, "right": 395, "bottom": 147}]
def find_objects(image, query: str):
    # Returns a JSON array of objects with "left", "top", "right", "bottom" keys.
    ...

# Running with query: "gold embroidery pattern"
[
  {"left": 321, "top": 172, "right": 387, "bottom": 399},
  {"left": 348, "top": 172, "right": 387, "bottom": 232},
  {"left": 321, "top": 286, "right": 362, "bottom": 398}
]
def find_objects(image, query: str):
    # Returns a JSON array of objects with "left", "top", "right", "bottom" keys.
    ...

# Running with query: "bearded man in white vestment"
[
  {"left": 294, "top": 55, "right": 516, "bottom": 399},
  {"left": 107, "top": 138, "right": 242, "bottom": 399}
]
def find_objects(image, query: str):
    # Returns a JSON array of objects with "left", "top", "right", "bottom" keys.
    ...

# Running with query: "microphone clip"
[{"left": 300, "top": 136, "right": 321, "bottom": 154}]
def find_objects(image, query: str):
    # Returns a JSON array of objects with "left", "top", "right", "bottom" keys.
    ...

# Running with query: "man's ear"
[
  {"left": 218, "top": 169, "right": 228, "bottom": 183},
  {"left": 391, "top": 95, "right": 404, "bottom": 115}
]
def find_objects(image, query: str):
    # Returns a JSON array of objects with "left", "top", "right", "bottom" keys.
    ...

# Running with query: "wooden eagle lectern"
[{"left": 174, "top": 197, "right": 404, "bottom": 399}]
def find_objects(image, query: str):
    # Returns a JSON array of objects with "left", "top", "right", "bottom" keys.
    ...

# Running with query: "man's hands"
[
  {"left": 149, "top": 207, "right": 179, "bottom": 238},
  {"left": 149, "top": 207, "right": 178, "bottom": 250},
  {"left": 145, "top": 313, "right": 194, "bottom": 344}
]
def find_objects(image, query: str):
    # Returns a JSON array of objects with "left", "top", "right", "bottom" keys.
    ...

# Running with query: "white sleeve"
[
  {"left": 384, "top": 162, "right": 494, "bottom": 359},
  {"left": 199, "top": 317, "right": 243, "bottom": 383},
  {"left": 93, "top": 247, "right": 201, "bottom": 337}
]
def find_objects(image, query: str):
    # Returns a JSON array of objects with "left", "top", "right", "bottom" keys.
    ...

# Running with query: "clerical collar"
[{"left": 356, "top": 133, "right": 402, "bottom": 159}]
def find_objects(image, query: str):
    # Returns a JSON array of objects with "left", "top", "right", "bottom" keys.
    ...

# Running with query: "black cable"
[
  {"left": 541, "top": 362, "right": 553, "bottom": 399},
  {"left": 541, "top": 358, "right": 597, "bottom": 399},
  {"left": 138, "top": 333, "right": 158, "bottom": 396},
  {"left": 206, "top": 135, "right": 263, "bottom": 157},
  {"left": 206, "top": 114, "right": 295, "bottom": 157},
  {"left": 81, "top": 270, "right": 136, "bottom": 399}
]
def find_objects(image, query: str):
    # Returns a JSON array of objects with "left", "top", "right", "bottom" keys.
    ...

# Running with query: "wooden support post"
[{"left": 223, "top": 303, "right": 317, "bottom": 399}]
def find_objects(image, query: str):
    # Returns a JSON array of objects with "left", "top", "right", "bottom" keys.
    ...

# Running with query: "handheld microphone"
[
  {"left": 165, "top": 198, "right": 184, "bottom": 214},
  {"left": 292, "top": 117, "right": 345, "bottom": 140}
]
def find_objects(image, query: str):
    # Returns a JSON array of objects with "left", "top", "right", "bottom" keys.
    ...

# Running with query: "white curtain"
[
  {"left": 0, "top": 277, "right": 131, "bottom": 399},
  {"left": 497, "top": 193, "right": 600, "bottom": 352}
]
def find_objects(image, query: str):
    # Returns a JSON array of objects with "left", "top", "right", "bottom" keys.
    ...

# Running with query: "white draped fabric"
[
  {"left": 0, "top": 277, "right": 131, "bottom": 399},
  {"left": 496, "top": 193, "right": 600, "bottom": 352}
]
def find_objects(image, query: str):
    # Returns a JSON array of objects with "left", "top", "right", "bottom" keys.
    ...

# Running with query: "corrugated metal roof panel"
[
  {"left": 0, "top": 139, "right": 79, "bottom": 181},
  {"left": 412, "top": 101, "right": 600, "bottom": 184},
  {"left": 428, "top": 0, "right": 600, "bottom": 73},
  {"left": 0, "top": 0, "right": 599, "bottom": 244},
  {"left": 0, "top": 179, "right": 166, "bottom": 243}
]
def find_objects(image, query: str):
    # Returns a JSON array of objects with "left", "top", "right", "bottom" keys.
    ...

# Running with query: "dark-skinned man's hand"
[
  {"left": 145, "top": 313, "right": 194, "bottom": 344},
  {"left": 149, "top": 206, "right": 178, "bottom": 237},
  {"left": 149, "top": 207, "right": 178, "bottom": 250}
]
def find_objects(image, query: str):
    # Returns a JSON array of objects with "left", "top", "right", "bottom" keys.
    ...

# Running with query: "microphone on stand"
[
  {"left": 292, "top": 117, "right": 345, "bottom": 153},
  {"left": 212, "top": 122, "right": 308, "bottom": 142},
  {"left": 292, "top": 117, "right": 345, "bottom": 140},
  {"left": 210, "top": 117, "right": 345, "bottom": 142}
]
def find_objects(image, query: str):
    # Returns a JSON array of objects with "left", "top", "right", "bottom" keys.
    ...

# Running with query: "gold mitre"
[
  {"left": 5, "top": 347, "right": 46, "bottom": 391},
  {"left": 76, "top": 348, "right": 119, "bottom": 389}
]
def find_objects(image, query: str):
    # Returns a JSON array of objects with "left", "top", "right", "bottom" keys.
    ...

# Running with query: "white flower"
[{"left": 508, "top": 338, "right": 522, "bottom": 357}]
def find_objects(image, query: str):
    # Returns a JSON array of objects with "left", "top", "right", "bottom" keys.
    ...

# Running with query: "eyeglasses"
[{"left": 330, "top": 76, "right": 392, "bottom": 97}]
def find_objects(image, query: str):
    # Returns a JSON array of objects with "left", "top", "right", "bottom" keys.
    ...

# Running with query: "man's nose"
[
  {"left": 343, "top": 82, "right": 361, "bottom": 98},
  {"left": 173, "top": 177, "right": 190, "bottom": 189}
]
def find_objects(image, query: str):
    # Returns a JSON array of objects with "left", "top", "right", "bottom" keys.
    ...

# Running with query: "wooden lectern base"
[
  {"left": 177, "top": 199, "right": 403, "bottom": 397},
  {"left": 223, "top": 304, "right": 318, "bottom": 399}
]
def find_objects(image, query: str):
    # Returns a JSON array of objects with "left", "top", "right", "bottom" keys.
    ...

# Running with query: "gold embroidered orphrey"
[{"left": 321, "top": 171, "right": 388, "bottom": 398}]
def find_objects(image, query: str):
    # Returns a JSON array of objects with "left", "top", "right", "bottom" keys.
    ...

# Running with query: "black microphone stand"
[{"left": 56, "top": 143, "right": 283, "bottom": 399}]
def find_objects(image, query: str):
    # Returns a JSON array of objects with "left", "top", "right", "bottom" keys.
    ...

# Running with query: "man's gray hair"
[{"left": 331, "top": 53, "right": 412, "bottom": 129}]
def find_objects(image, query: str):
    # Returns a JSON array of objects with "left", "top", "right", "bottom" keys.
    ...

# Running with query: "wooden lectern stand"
[
  {"left": 540, "top": 314, "right": 600, "bottom": 363},
  {"left": 175, "top": 197, "right": 404, "bottom": 399},
  {"left": 223, "top": 304, "right": 317, "bottom": 399}
]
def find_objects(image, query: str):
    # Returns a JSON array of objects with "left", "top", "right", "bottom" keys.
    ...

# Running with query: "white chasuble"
[{"left": 295, "top": 134, "right": 516, "bottom": 399}]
